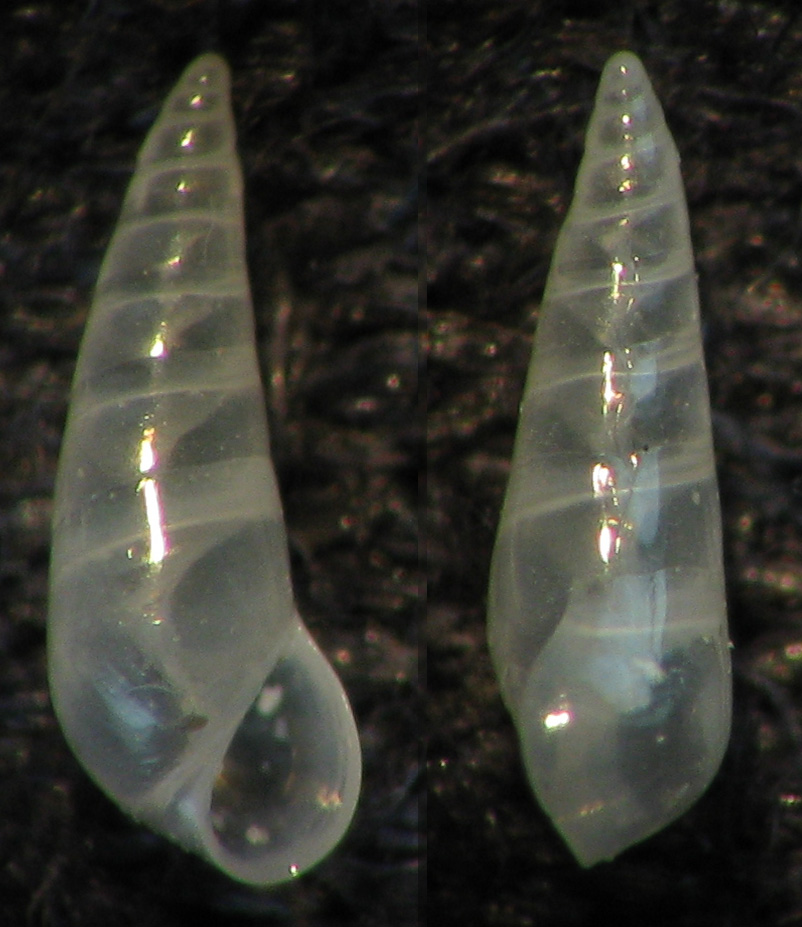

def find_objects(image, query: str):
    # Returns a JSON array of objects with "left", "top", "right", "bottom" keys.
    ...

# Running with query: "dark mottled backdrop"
[
  {"left": 0, "top": 1, "right": 419, "bottom": 925},
  {"left": 4, "top": 0, "right": 802, "bottom": 925},
  {"left": 428, "top": 2, "right": 802, "bottom": 927}
]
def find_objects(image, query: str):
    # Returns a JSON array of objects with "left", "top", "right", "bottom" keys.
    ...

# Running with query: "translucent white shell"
[
  {"left": 487, "top": 52, "right": 731, "bottom": 866},
  {"left": 47, "top": 53, "right": 361, "bottom": 886}
]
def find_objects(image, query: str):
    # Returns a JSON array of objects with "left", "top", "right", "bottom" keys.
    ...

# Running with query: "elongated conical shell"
[
  {"left": 487, "top": 52, "right": 731, "bottom": 866},
  {"left": 48, "top": 53, "right": 361, "bottom": 886}
]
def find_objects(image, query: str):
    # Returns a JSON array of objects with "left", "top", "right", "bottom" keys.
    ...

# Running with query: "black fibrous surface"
[
  {"left": 6, "top": 0, "right": 802, "bottom": 925},
  {"left": 428, "top": 2, "right": 802, "bottom": 926},
  {"left": 0, "top": 2, "right": 420, "bottom": 925}
]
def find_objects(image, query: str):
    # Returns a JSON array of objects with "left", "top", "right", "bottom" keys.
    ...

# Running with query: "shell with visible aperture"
[{"left": 48, "top": 53, "right": 361, "bottom": 887}]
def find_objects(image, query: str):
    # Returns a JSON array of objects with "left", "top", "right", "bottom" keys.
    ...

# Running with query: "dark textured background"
[
  {"left": 5, "top": 0, "right": 802, "bottom": 925},
  {"left": 427, "top": 2, "right": 802, "bottom": 926},
  {"left": 0, "top": 1, "right": 419, "bottom": 925}
]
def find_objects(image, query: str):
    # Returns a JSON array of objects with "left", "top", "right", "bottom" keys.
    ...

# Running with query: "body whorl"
[
  {"left": 487, "top": 52, "right": 731, "bottom": 866},
  {"left": 48, "top": 54, "right": 361, "bottom": 886}
]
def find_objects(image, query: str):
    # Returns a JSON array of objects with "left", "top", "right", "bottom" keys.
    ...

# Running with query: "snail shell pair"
[{"left": 48, "top": 51, "right": 731, "bottom": 882}]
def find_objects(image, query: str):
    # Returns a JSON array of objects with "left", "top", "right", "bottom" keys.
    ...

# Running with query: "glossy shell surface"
[
  {"left": 48, "top": 53, "right": 361, "bottom": 886},
  {"left": 487, "top": 52, "right": 731, "bottom": 866}
]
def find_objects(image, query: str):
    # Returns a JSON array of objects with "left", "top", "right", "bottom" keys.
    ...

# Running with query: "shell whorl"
[
  {"left": 48, "top": 54, "right": 361, "bottom": 886},
  {"left": 487, "top": 53, "right": 731, "bottom": 866}
]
